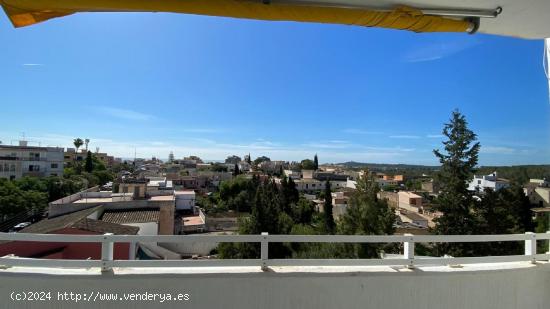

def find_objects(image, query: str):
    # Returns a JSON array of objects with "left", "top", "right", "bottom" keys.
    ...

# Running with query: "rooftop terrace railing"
[{"left": 0, "top": 232, "right": 549, "bottom": 272}]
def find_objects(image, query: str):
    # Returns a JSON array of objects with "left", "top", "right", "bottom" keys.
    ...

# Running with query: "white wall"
[
  {"left": 0, "top": 263, "right": 548, "bottom": 309},
  {"left": 124, "top": 222, "right": 158, "bottom": 235}
]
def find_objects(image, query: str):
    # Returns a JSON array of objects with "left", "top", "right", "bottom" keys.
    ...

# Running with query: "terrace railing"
[{"left": 0, "top": 232, "right": 549, "bottom": 272}]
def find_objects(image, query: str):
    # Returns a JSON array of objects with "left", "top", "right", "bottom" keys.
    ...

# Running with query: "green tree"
[
  {"left": 314, "top": 154, "right": 319, "bottom": 170},
  {"left": 339, "top": 172, "right": 396, "bottom": 258},
  {"left": 301, "top": 159, "right": 315, "bottom": 170},
  {"left": 0, "top": 179, "right": 48, "bottom": 218},
  {"left": 218, "top": 180, "right": 291, "bottom": 259},
  {"left": 253, "top": 156, "right": 271, "bottom": 166},
  {"left": 233, "top": 164, "right": 240, "bottom": 176},
  {"left": 432, "top": 110, "right": 480, "bottom": 257},
  {"left": 323, "top": 180, "right": 335, "bottom": 234},
  {"left": 73, "top": 138, "right": 83, "bottom": 153},
  {"left": 292, "top": 197, "right": 314, "bottom": 224},
  {"left": 85, "top": 151, "right": 94, "bottom": 173}
]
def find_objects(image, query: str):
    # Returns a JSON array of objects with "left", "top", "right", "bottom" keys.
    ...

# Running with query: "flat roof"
[
  {"left": 400, "top": 211, "right": 428, "bottom": 221},
  {"left": 149, "top": 195, "right": 174, "bottom": 201},
  {"left": 399, "top": 191, "right": 422, "bottom": 198},
  {"left": 175, "top": 190, "right": 196, "bottom": 195},
  {"left": 182, "top": 215, "right": 205, "bottom": 226},
  {"left": 73, "top": 197, "right": 113, "bottom": 203}
]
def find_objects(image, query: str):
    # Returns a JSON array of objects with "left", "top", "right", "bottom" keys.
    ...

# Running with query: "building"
[
  {"left": 421, "top": 179, "right": 440, "bottom": 194},
  {"left": 101, "top": 209, "right": 161, "bottom": 235},
  {"left": 397, "top": 209, "right": 429, "bottom": 228},
  {"left": 238, "top": 161, "right": 252, "bottom": 172},
  {"left": 0, "top": 206, "right": 138, "bottom": 260},
  {"left": 525, "top": 179, "right": 550, "bottom": 210},
  {"left": 379, "top": 191, "right": 399, "bottom": 208},
  {"left": 283, "top": 169, "right": 301, "bottom": 180},
  {"left": 48, "top": 186, "right": 175, "bottom": 235},
  {"left": 376, "top": 178, "right": 399, "bottom": 188},
  {"left": 0, "top": 141, "right": 64, "bottom": 180},
  {"left": 258, "top": 160, "right": 285, "bottom": 173},
  {"left": 468, "top": 172, "right": 510, "bottom": 192},
  {"left": 175, "top": 191, "right": 196, "bottom": 211},
  {"left": 294, "top": 178, "right": 324, "bottom": 192},
  {"left": 398, "top": 191, "right": 423, "bottom": 210},
  {"left": 64, "top": 148, "right": 116, "bottom": 167}
]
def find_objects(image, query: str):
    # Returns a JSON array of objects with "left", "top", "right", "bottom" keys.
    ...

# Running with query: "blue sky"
[{"left": 1, "top": 12, "right": 549, "bottom": 165}]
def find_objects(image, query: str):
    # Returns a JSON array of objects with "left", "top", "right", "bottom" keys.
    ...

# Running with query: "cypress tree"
[
  {"left": 433, "top": 110, "right": 480, "bottom": 257},
  {"left": 323, "top": 180, "right": 335, "bottom": 234},
  {"left": 85, "top": 151, "right": 94, "bottom": 173},
  {"left": 314, "top": 154, "right": 319, "bottom": 170}
]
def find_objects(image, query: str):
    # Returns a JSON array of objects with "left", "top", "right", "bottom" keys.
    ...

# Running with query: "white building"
[
  {"left": 468, "top": 172, "right": 510, "bottom": 192},
  {"left": 238, "top": 161, "right": 251, "bottom": 172},
  {"left": 0, "top": 141, "right": 64, "bottom": 180},
  {"left": 175, "top": 190, "right": 196, "bottom": 211}
]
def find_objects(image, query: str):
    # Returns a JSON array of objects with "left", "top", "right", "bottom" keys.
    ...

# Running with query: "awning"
[
  {"left": 1, "top": 0, "right": 482, "bottom": 33},
  {"left": 3, "top": 1, "right": 550, "bottom": 39}
]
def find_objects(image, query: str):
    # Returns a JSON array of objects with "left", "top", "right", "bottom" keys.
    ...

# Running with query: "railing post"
[
  {"left": 101, "top": 233, "right": 114, "bottom": 273},
  {"left": 524, "top": 232, "right": 537, "bottom": 264},
  {"left": 261, "top": 232, "right": 269, "bottom": 271},
  {"left": 128, "top": 241, "right": 136, "bottom": 260},
  {"left": 546, "top": 231, "right": 550, "bottom": 257},
  {"left": 404, "top": 233, "right": 415, "bottom": 269}
]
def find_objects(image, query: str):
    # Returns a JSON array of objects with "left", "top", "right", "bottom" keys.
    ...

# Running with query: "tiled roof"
[
  {"left": 19, "top": 206, "right": 139, "bottom": 235},
  {"left": 20, "top": 206, "right": 102, "bottom": 234},
  {"left": 71, "top": 218, "right": 139, "bottom": 235},
  {"left": 101, "top": 209, "right": 160, "bottom": 224}
]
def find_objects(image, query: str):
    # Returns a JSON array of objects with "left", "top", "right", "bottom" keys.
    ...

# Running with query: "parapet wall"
[{"left": 1, "top": 263, "right": 549, "bottom": 309}]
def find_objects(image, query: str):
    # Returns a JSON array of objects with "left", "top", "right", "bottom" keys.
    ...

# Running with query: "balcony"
[
  {"left": 0, "top": 233, "right": 549, "bottom": 308},
  {"left": 22, "top": 171, "right": 45, "bottom": 177}
]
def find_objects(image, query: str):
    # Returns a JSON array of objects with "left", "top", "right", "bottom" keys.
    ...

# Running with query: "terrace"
[{"left": 0, "top": 232, "right": 549, "bottom": 308}]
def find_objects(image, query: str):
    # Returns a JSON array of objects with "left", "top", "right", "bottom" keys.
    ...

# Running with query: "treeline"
[
  {"left": 477, "top": 165, "right": 550, "bottom": 185},
  {"left": 0, "top": 177, "right": 83, "bottom": 220},
  {"left": 213, "top": 110, "right": 544, "bottom": 260},
  {"left": 0, "top": 151, "right": 116, "bottom": 220},
  {"left": 215, "top": 173, "right": 396, "bottom": 259}
]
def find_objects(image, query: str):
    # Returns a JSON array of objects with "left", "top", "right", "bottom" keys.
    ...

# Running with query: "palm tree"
[{"left": 73, "top": 138, "right": 83, "bottom": 153}]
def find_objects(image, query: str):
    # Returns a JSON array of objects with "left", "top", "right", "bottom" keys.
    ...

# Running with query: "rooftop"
[
  {"left": 17, "top": 206, "right": 139, "bottom": 235},
  {"left": 101, "top": 209, "right": 160, "bottom": 224}
]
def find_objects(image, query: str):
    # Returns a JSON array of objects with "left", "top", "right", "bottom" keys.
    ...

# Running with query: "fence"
[{"left": 0, "top": 232, "right": 549, "bottom": 272}]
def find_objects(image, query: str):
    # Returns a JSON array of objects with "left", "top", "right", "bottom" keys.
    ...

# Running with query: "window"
[
  {"left": 10, "top": 165, "right": 15, "bottom": 172},
  {"left": 478, "top": 180, "right": 482, "bottom": 184},
  {"left": 0, "top": 165, "right": 2, "bottom": 172},
  {"left": 51, "top": 163, "right": 58, "bottom": 169}
]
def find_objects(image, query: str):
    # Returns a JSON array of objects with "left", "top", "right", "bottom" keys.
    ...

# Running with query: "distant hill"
[
  {"left": 336, "top": 162, "right": 550, "bottom": 184},
  {"left": 336, "top": 161, "right": 440, "bottom": 171}
]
